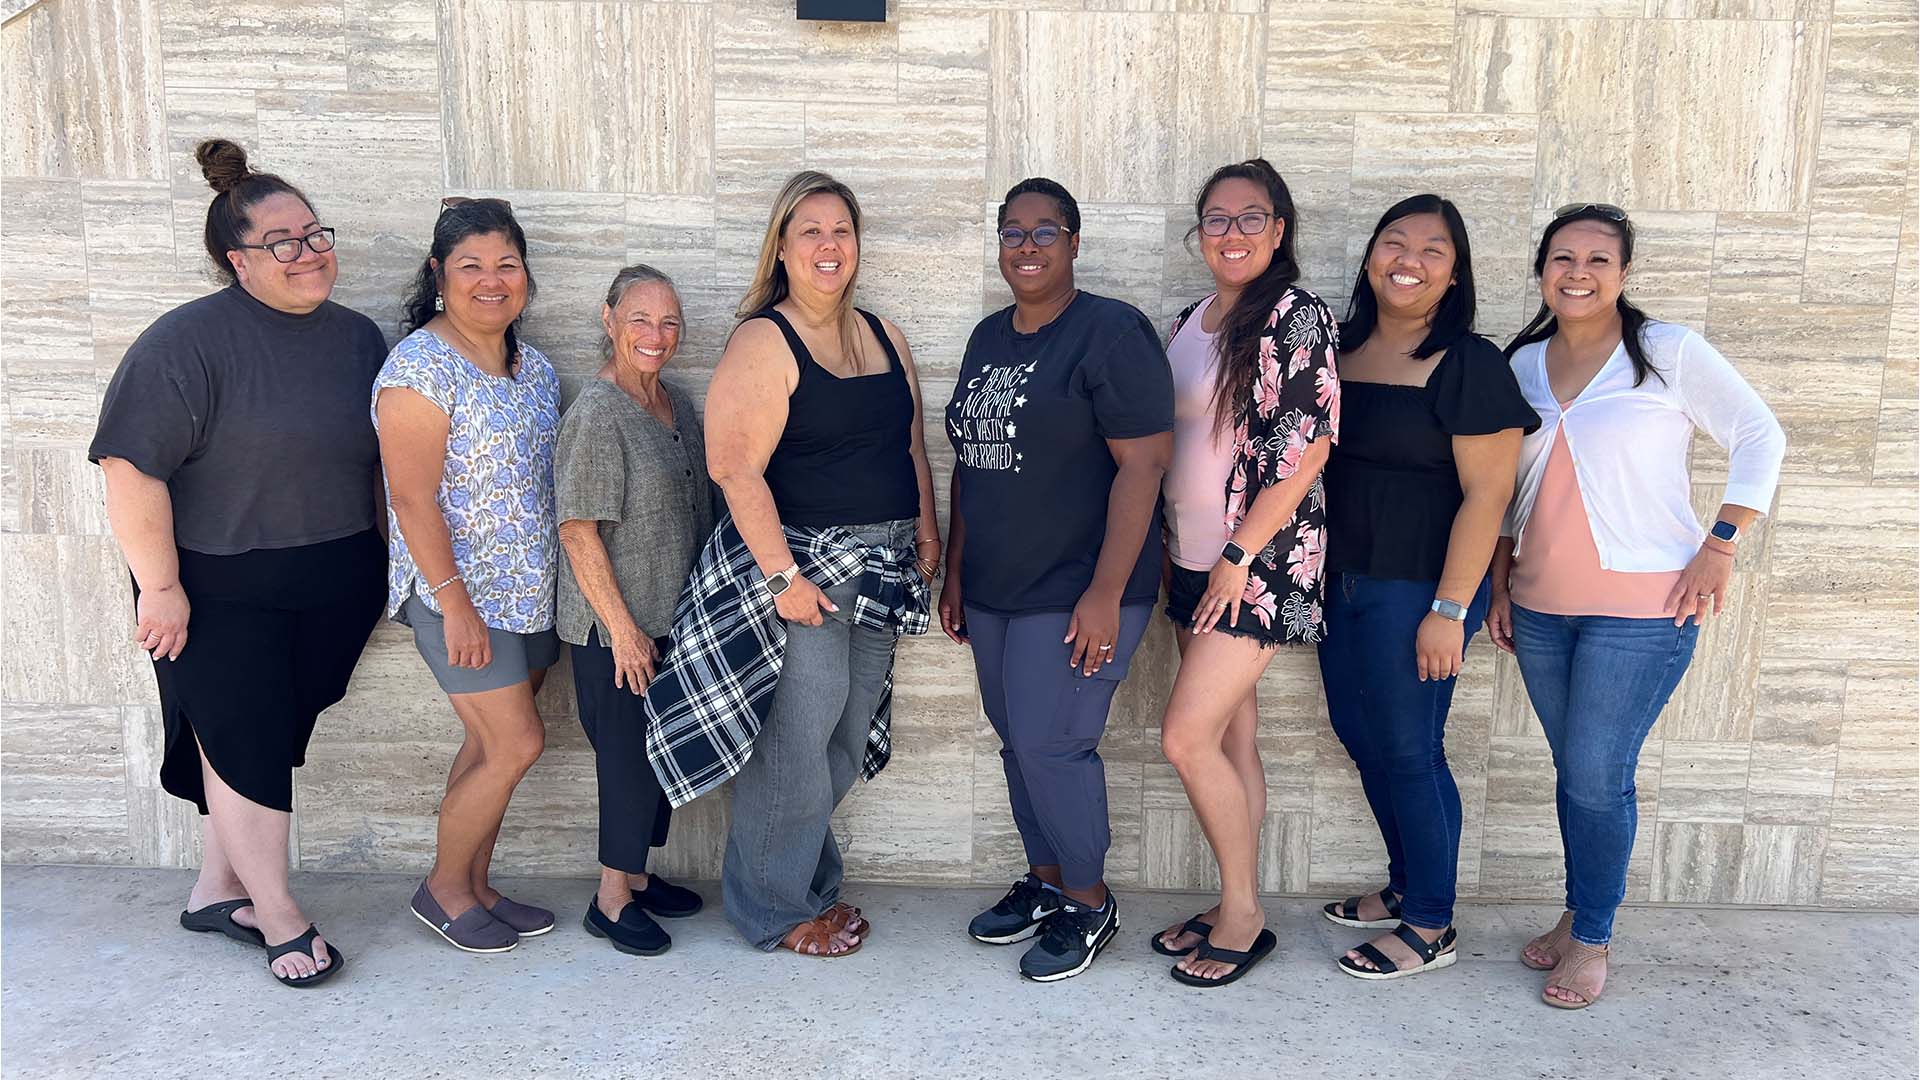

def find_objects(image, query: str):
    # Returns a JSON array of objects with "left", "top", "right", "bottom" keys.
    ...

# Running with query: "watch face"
[
  {"left": 1711, "top": 521, "right": 1738, "bottom": 542},
  {"left": 767, "top": 575, "right": 791, "bottom": 596}
]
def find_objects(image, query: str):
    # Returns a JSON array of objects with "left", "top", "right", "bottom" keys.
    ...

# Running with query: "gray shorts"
[{"left": 401, "top": 594, "right": 561, "bottom": 695}]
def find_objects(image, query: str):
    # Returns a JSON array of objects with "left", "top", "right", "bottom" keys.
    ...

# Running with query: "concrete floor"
[{"left": 1, "top": 866, "right": 1912, "bottom": 1080}]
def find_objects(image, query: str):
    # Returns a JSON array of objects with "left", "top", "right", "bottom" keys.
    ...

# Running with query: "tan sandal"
[
  {"left": 778, "top": 916, "right": 861, "bottom": 958},
  {"left": 822, "top": 901, "right": 870, "bottom": 940},
  {"left": 1522, "top": 911, "right": 1574, "bottom": 971},
  {"left": 1542, "top": 939, "right": 1608, "bottom": 1009}
]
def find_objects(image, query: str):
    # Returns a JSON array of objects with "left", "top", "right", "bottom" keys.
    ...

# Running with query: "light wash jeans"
[
  {"left": 1510, "top": 603, "right": 1699, "bottom": 946},
  {"left": 722, "top": 519, "right": 912, "bottom": 950}
]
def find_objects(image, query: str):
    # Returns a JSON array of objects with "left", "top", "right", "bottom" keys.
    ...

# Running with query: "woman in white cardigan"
[{"left": 1486, "top": 204, "right": 1785, "bottom": 1011}]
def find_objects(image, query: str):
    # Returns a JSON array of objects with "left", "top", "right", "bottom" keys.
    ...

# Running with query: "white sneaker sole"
[
  {"left": 970, "top": 922, "right": 1045, "bottom": 945},
  {"left": 411, "top": 905, "right": 520, "bottom": 954},
  {"left": 1021, "top": 920, "right": 1118, "bottom": 983}
]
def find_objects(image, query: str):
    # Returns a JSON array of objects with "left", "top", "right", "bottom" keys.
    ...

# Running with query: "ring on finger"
[{"left": 1098, "top": 643, "right": 1113, "bottom": 651}]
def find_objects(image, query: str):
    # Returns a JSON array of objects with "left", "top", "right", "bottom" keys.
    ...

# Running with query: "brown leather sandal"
[
  {"left": 1543, "top": 939, "right": 1608, "bottom": 1009},
  {"left": 822, "top": 901, "right": 870, "bottom": 940},
  {"left": 778, "top": 917, "right": 861, "bottom": 958},
  {"left": 1522, "top": 911, "right": 1574, "bottom": 971}
]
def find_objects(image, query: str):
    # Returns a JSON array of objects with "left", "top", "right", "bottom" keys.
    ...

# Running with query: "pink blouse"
[{"left": 1163, "top": 297, "right": 1237, "bottom": 571}]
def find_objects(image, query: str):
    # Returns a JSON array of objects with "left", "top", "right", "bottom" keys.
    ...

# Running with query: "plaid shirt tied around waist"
[{"left": 642, "top": 515, "right": 931, "bottom": 808}]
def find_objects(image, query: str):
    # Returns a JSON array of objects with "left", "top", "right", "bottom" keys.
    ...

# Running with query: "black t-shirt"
[
  {"left": 89, "top": 284, "right": 390, "bottom": 555},
  {"left": 946, "top": 292, "right": 1174, "bottom": 615},
  {"left": 1325, "top": 333, "right": 1540, "bottom": 581}
]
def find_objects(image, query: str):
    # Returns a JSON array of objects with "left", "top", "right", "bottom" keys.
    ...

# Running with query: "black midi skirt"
[{"left": 144, "top": 529, "right": 386, "bottom": 815}]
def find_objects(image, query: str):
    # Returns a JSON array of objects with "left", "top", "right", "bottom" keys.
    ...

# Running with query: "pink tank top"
[
  {"left": 1508, "top": 405, "right": 1681, "bottom": 618},
  {"left": 1164, "top": 297, "right": 1238, "bottom": 571}
]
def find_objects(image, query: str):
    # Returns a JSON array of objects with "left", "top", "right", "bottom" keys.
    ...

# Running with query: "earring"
[{"left": 434, "top": 294, "right": 444, "bottom": 312}]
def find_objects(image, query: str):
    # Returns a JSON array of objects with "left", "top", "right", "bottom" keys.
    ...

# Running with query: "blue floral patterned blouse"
[{"left": 372, "top": 328, "right": 561, "bottom": 634}]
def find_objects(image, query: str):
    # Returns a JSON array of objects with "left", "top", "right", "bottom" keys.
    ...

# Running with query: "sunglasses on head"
[
  {"left": 1553, "top": 202, "right": 1628, "bottom": 223},
  {"left": 439, "top": 196, "right": 514, "bottom": 216}
]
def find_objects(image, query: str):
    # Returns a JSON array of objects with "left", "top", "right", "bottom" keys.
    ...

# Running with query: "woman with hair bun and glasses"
[
  {"left": 375, "top": 197, "right": 562, "bottom": 955},
  {"left": 1316, "top": 194, "right": 1538, "bottom": 982},
  {"left": 558, "top": 264, "right": 713, "bottom": 957},
  {"left": 91, "top": 138, "right": 387, "bottom": 987},
  {"left": 1489, "top": 204, "right": 1784, "bottom": 1010},
  {"left": 1151, "top": 159, "right": 1338, "bottom": 988}
]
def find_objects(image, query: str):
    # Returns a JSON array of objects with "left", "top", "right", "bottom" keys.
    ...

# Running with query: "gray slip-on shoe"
[
  {"left": 487, "top": 895, "right": 556, "bottom": 937},
  {"left": 410, "top": 881, "right": 519, "bottom": 954}
]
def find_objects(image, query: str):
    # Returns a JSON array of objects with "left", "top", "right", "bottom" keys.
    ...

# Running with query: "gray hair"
[{"left": 601, "top": 263, "right": 680, "bottom": 361}]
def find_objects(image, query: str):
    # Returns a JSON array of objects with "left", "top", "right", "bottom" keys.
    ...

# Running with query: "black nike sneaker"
[
  {"left": 967, "top": 873, "right": 1065, "bottom": 945},
  {"left": 1018, "top": 893, "right": 1119, "bottom": 982}
]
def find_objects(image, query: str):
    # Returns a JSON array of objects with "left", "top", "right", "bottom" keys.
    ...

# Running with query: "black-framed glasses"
[
  {"left": 998, "top": 224, "right": 1072, "bottom": 249},
  {"left": 1553, "top": 202, "right": 1628, "bottom": 222},
  {"left": 233, "top": 227, "right": 336, "bottom": 264},
  {"left": 1199, "top": 211, "right": 1273, "bottom": 237},
  {"left": 440, "top": 196, "right": 514, "bottom": 215}
]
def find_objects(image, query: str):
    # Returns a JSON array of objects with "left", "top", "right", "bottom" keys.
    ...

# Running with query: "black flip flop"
[
  {"left": 1150, "top": 914, "right": 1214, "bottom": 957},
  {"left": 180, "top": 898, "right": 266, "bottom": 949},
  {"left": 1170, "top": 928, "right": 1277, "bottom": 987},
  {"left": 266, "top": 925, "right": 345, "bottom": 988}
]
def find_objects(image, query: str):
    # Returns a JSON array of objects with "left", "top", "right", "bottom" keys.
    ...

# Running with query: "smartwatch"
[
  {"left": 1221, "top": 541, "right": 1256, "bottom": 568},
  {"left": 764, "top": 564, "right": 799, "bottom": 597},
  {"left": 1709, "top": 520, "right": 1740, "bottom": 545},
  {"left": 1430, "top": 598, "right": 1468, "bottom": 622}
]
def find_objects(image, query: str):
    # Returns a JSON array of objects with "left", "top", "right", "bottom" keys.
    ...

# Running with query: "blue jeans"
[
  {"left": 1510, "top": 604, "right": 1698, "bottom": 946},
  {"left": 1317, "top": 572, "right": 1490, "bottom": 931}
]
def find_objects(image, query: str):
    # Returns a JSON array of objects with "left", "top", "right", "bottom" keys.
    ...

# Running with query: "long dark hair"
[
  {"left": 401, "top": 200, "right": 538, "bottom": 368},
  {"left": 1504, "top": 207, "right": 1661, "bottom": 386},
  {"left": 1188, "top": 159, "right": 1300, "bottom": 433},
  {"left": 195, "top": 138, "right": 314, "bottom": 284},
  {"left": 1339, "top": 194, "right": 1476, "bottom": 359}
]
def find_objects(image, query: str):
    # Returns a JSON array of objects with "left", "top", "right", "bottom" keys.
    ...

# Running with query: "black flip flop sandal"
[
  {"left": 180, "top": 898, "right": 266, "bottom": 949},
  {"left": 266, "top": 925, "right": 345, "bottom": 988},
  {"left": 1170, "top": 928, "right": 1277, "bottom": 987},
  {"left": 1322, "top": 888, "right": 1401, "bottom": 929},
  {"left": 1338, "top": 924, "right": 1457, "bottom": 981},
  {"left": 1150, "top": 914, "right": 1213, "bottom": 957}
]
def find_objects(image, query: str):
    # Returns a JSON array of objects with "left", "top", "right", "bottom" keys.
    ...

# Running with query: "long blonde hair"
[{"left": 736, "top": 170, "right": 868, "bottom": 372}]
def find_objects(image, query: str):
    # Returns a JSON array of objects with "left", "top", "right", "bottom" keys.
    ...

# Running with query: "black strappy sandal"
[
  {"left": 180, "top": 898, "right": 266, "bottom": 949},
  {"left": 1170, "top": 929, "right": 1277, "bottom": 987},
  {"left": 1150, "top": 914, "right": 1214, "bottom": 957},
  {"left": 266, "top": 925, "right": 345, "bottom": 988},
  {"left": 1322, "top": 888, "right": 1401, "bottom": 929},
  {"left": 1338, "top": 924, "right": 1457, "bottom": 981}
]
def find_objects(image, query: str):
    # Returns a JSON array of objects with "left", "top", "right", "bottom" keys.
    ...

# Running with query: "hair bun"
[{"left": 195, "top": 138, "right": 252, "bottom": 195}]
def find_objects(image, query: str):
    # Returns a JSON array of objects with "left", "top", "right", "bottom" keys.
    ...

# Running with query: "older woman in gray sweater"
[{"left": 557, "top": 265, "right": 715, "bottom": 956}]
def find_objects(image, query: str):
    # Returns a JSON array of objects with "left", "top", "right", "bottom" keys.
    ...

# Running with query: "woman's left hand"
[
  {"left": 1664, "top": 542, "right": 1735, "bottom": 627},
  {"left": 1193, "top": 560, "right": 1250, "bottom": 635},
  {"left": 1414, "top": 612, "right": 1466, "bottom": 682},
  {"left": 1065, "top": 585, "right": 1121, "bottom": 677}
]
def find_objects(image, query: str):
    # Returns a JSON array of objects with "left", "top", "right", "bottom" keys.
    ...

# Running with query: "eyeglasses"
[
  {"left": 1553, "top": 202, "right": 1628, "bottom": 222},
  {"left": 232, "top": 227, "right": 336, "bottom": 264},
  {"left": 1199, "top": 211, "right": 1273, "bottom": 237},
  {"left": 440, "top": 196, "right": 514, "bottom": 215},
  {"left": 998, "top": 224, "right": 1073, "bottom": 249}
]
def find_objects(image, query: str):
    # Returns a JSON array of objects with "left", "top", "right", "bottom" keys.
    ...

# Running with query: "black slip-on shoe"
[
  {"left": 630, "top": 875, "right": 704, "bottom": 919},
  {"left": 585, "top": 897, "right": 672, "bottom": 956}
]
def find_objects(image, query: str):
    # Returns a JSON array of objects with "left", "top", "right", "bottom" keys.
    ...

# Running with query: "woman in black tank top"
[{"left": 698, "top": 170, "right": 939, "bottom": 958}]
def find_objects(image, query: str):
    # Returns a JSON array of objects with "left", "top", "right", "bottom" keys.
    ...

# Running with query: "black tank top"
[{"left": 755, "top": 308, "right": 920, "bottom": 527}]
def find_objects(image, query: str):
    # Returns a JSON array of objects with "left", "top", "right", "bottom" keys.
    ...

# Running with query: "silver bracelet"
[{"left": 426, "top": 573, "right": 462, "bottom": 596}]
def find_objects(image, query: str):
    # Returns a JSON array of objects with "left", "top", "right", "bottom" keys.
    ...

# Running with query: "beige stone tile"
[
  {"left": 1159, "top": 215, "right": 1218, "bottom": 328},
  {"left": 1267, "top": 1, "right": 1453, "bottom": 114},
  {"left": 1258, "top": 810, "right": 1313, "bottom": 893},
  {"left": 1819, "top": 824, "right": 1918, "bottom": 907},
  {"left": 1667, "top": 571, "right": 1766, "bottom": 740},
  {"left": 1139, "top": 807, "right": 1220, "bottom": 891},
  {"left": 1805, "top": 121, "right": 1914, "bottom": 304},
  {"left": 1764, "top": 484, "right": 1917, "bottom": 662},
  {"left": 1349, "top": 113, "right": 1538, "bottom": 342},
  {"left": 1733, "top": 823, "right": 1826, "bottom": 904},
  {"left": 1657, "top": 741, "right": 1749, "bottom": 823},
  {"left": 1173, "top": 15, "right": 1261, "bottom": 203},
  {"left": 1751, "top": 658, "right": 1848, "bottom": 745},
  {"left": 897, "top": 9, "right": 991, "bottom": 108},
  {"left": 2, "top": 536, "right": 68, "bottom": 702},
  {"left": 1490, "top": 649, "right": 1544, "bottom": 739},
  {"left": 0, "top": 0, "right": 166, "bottom": 179},
  {"left": 1822, "top": 0, "right": 1918, "bottom": 127},
  {"left": 122, "top": 705, "right": 201, "bottom": 868},
  {"left": 1645, "top": 0, "right": 1829, "bottom": 13},
  {"left": 1650, "top": 821, "right": 1743, "bottom": 903},
  {"left": 0, "top": 703, "right": 131, "bottom": 865},
  {"left": 806, "top": 103, "right": 989, "bottom": 220},
  {"left": 714, "top": 0, "right": 897, "bottom": 103},
  {"left": 1878, "top": 355, "right": 1918, "bottom": 485},
  {"left": 1829, "top": 661, "right": 1919, "bottom": 826},
  {"left": 970, "top": 745, "right": 1028, "bottom": 883},
  {"left": 496, "top": 192, "right": 631, "bottom": 375},
  {"left": 1611, "top": 210, "right": 1718, "bottom": 333},
  {"left": 992, "top": 12, "right": 1176, "bottom": 202},
  {"left": 1477, "top": 736, "right": 1563, "bottom": 899},
  {"left": 2, "top": 178, "right": 99, "bottom": 450},
  {"left": 1255, "top": 115, "right": 1353, "bottom": 300},
  {"left": 2, "top": 449, "right": 109, "bottom": 536},
  {"left": 1745, "top": 740, "right": 1838, "bottom": 825},
  {"left": 84, "top": 181, "right": 213, "bottom": 373},
  {"left": 161, "top": 0, "right": 350, "bottom": 90},
  {"left": 649, "top": 786, "right": 729, "bottom": 882},
  {"left": 631, "top": 4, "right": 716, "bottom": 196},
  {"left": 1465, "top": 0, "right": 1640, "bottom": 12},
  {"left": 1306, "top": 757, "right": 1390, "bottom": 894},
  {"left": 57, "top": 536, "right": 150, "bottom": 705},
  {"left": 345, "top": 0, "right": 438, "bottom": 106},
  {"left": 1709, "top": 212, "right": 1809, "bottom": 304},
  {"left": 295, "top": 737, "right": 454, "bottom": 871},
  {"left": 712, "top": 99, "right": 807, "bottom": 292},
  {"left": 163, "top": 87, "right": 260, "bottom": 278},
  {"left": 1698, "top": 353, "right": 1882, "bottom": 483},
  {"left": 835, "top": 722, "right": 974, "bottom": 884}
]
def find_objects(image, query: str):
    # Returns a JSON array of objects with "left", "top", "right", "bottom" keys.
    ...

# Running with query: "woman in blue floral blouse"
[
  {"left": 375, "top": 198, "right": 562, "bottom": 955},
  {"left": 1152, "top": 159, "right": 1339, "bottom": 987}
]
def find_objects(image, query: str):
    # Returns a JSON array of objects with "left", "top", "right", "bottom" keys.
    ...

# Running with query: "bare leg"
[
  {"left": 1161, "top": 632, "right": 1276, "bottom": 979},
  {"left": 467, "top": 668, "right": 546, "bottom": 907},
  {"left": 425, "top": 680, "right": 545, "bottom": 921},
  {"left": 198, "top": 746, "right": 327, "bottom": 979},
  {"left": 186, "top": 811, "right": 258, "bottom": 930}
]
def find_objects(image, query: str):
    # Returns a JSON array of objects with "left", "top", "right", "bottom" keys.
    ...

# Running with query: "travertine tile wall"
[{"left": 2, "top": 0, "right": 1914, "bottom": 909}]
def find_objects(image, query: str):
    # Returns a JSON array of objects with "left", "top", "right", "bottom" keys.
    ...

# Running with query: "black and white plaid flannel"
[{"left": 642, "top": 515, "right": 931, "bottom": 808}]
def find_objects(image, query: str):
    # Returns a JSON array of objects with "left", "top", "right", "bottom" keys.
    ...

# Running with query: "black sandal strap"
[
  {"left": 1351, "top": 940, "right": 1398, "bottom": 974},
  {"left": 1390, "top": 923, "right": 1443, "bottom": 964},
  {"left": 1181, "top": 917, "right": 1214, "bottom": 939},
  {"left": 266, "top": 924, "right": 321, "bottom": 963},
  {"left": 1381, "top": 890, "right": 1402, "bottom": 918},
  {"left": 1197, "top": 941, "right": 1258, "bottom": 966}
]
